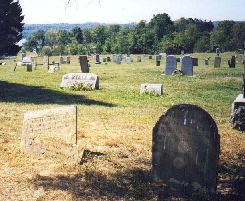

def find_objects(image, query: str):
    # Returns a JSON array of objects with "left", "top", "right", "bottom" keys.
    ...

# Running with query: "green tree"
[
  {"left": 71, "top": 27, "right": 83, "bottom": 44},
  {"left": 0, "top": 0, "right": 24, "bottom": 55},
  {"left": 24, "top": 30, "right": 45, "bottom": 52}
]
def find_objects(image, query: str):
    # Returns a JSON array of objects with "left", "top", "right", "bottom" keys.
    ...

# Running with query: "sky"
[{"left": 18, "top": 0, "right": 245, "bottom": 24}]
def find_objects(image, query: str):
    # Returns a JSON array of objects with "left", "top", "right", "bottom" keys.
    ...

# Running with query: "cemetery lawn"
[{"left": 0, "top": 53, "right": 244, "bottom": 200}]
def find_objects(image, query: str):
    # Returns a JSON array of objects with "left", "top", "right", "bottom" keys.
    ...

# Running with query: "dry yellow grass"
[{"left": 0, "top": 53, "right": 244, "bottom": 200}]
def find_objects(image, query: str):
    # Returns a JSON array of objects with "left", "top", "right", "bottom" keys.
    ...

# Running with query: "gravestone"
[
  {"left": 126, "top": 57, "right": 131, "bottom": 64},
  {"left": 152, "top": 104, "right": 220, "bottom": 194},
  {"left": 214, "top": 57, "right": 221, "bottom": 68},
  {"left": 228, "top": 56, "right": 236, "bottom": 68},
  {"left": 140, "top": 84, "right": 163, "bottom": 95},
  {"left": 21, "top": 105, "right": 83, "bottom": 163},
  {"left": 149, "top": 55, "right": 152, "bottom": 59},
  {"left": 79, "top": 55, "right": 89, "bottom": 73},
  {"left": 216, "top": 48, "right": 221, "bottom": 56},
  {"left": 102, "top": 58, "right": 107, "bottom": 62},
  {"left": 137, "top": 56, "right": 141, "bottom": 62},
  {"left": 107, "top": 56, "right": 111, "bottom": 62},
  {"left": 181, "top": 50, "right": 185, "bottom": 55},
  {"left": 181, "top": 56, "right": 193, "bottom": 76},
  {"left": 60, "top": 73, "right": 99, "bottom": 90},
  {"left": 30, "top": 57, "right": 37, "bottom": 69},
  {"left": 26, "top": 64, "right": 32, "bottom": 72},
  {"left": 156, "top": 55, "right": 161, "bottom": 66},
  {"left": 95, "top": 54, "right": 101, "bottom": 64},
  {"left": 205, "top": 59, "right": 209, "bottom": 65},
  {"left": 192, "top": 58, "right": 198, "bottom": 66},
  {"left": 67, "top": 56, "right": 71, "bottom": 64},
  {"left": 48, "top": 65, "right": 59, "bottom": 73},
  {"left": 115, "top": 55, "right": 121, "bottom": 64},
  {"left": 43, "top": 56, "right": 49, "bottom": 69},
  {"left": 165, "top": 55, "right": 177, "bottom": 75},
  {"left": 21, "top": 52, "right": 26, "bottom": 60},
  {"left": 60, "top": 56, "right": 65, "bottom": 64},
  {"left": 231, "top": 94, "right": 245, "bottom": 131}
]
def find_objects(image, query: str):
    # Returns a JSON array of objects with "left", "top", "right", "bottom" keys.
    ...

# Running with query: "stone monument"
[
  {"left": 152, "top": 104, "right": 220, "bottom": 194},
  {"left": 140, "top": 84, "right": 163, "bottom": 95},
  {"left": 181, "top": 56, "right": 193, "bottom": 76},
  {"left": 165, "top": 55, "right": 177, "bottom": 75},
  {"left": 79, "top": 55, "right": 89, "bottom": 73},
  {"left": 21, "top": 105, "right": 83, "bottom": 163},
  {"left": 214, "top": 57, "right": 221, "bottom": 68}
]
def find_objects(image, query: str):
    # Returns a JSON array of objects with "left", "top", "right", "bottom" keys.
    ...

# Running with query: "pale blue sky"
[{"left": 18, "top": 0, "right": 245, "bottom": 24}]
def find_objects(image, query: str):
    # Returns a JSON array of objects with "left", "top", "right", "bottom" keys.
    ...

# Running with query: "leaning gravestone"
[
  {"left": 60, "top": 73, "right": 99, "bottom": 90},
  {"left": 43, "top": 56, "right": 49, "bottom": 69},
  {"left": 181, "top": 56, "right": 193, "bottom": 76},
  {"left": 214, "top": 57, "right": 221, "bottom": 68},
  {"left": 152, "top": 104, "right": 220, "bottom": 194},
  {"left": 79, "top": 55, "right": 89, "bottom": 73},
  {"left": 140, "top": 84, "right": 163, "bottom": 95},
  {"left": 165, "top": 55, "right": 177, "bottom": 75},
  {"left": 21, "top": 105, "right": 83, "bottom": 163}
]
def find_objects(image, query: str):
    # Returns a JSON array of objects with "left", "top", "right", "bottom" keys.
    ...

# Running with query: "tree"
[
  {"left": 24, "top": 30, "right": 45, "bottom": 52},
  {"left": 71, "top": 27, "right": 83, "bottom": 44},
  {"left": 0, "top": 0, "right": 24, "bottom": 56}
]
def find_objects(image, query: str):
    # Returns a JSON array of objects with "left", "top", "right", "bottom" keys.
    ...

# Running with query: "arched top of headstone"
[
  {"left": 154, "top": 104, "right": 218, "bottom": 135},
  {"left": 166, "top": 55, "right": 176, "bottom": 59}
]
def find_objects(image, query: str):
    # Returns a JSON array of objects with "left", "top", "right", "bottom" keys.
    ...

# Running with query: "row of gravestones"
[{"left": 20, "top": 103, "right": 220, "bottom": 196}]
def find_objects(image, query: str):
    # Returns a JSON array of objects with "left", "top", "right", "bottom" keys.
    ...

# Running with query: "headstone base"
[{"left": 231, "top": 94, "right": 245, "bottom": 131}]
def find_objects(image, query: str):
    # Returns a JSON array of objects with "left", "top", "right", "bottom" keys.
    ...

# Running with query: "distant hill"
[
  {"left": 22, "top": 22, "right": 136, "bottom": 39},
  {"left": 212, "top": 21, "right": 245, "bottom": 27}
]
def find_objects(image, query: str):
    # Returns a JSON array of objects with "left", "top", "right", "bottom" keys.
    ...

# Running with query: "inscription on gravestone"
[
  {"left": 60, "top": 73, "right": 99, "bottom": 90},
  {"left": 152, "top": 104, "right": 220, "bottom": 194},
  {"left": 181, "top": 56, "right": 193, "bottom": 76},
  {"left": 21, "top": 105, "right": 83, "bottom": 163},
  {"left": 165, "top": 55, "right": 177, "bottom": 75}
]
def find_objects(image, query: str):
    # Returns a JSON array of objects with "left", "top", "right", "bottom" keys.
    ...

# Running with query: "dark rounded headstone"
[{"left": 152, "top": 104, "right": 220, "bottom": 195}]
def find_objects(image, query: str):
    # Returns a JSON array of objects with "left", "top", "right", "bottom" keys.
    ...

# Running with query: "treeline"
[{"left": 22, "top": 13, "right": 245, "bottom": 56}]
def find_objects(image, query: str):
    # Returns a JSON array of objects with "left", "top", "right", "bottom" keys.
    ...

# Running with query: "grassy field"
[{"left": 0, "top": 53, "right": 244, "bottom": 200}]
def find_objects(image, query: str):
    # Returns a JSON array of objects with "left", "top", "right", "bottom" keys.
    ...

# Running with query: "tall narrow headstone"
[
  {"left": 165, "top": 55, "right": 177, "bottom": 75},
  {"left": 79, "top": 55, "right": 89, "bottom": 73},
  {"left": 67, "top": 56, "right": 71, "bottom": 64},
  {"left": 95, "top": 54, "right": 101, "bottom": 64},
  {"left": 216, "top": 48, "right": 221, "bottom": 56},
  {"left": 152, "top": 104, "right": 220, "bottom": 194},
  {"left": 181, "top": 56, "right": 193, "bottom": 76},
  {"left": 156, "top": 55, "right": 161, "bottom": 66},
  {"left": 60, "top": 56, "right": 64, "bottom": 64},
  {"left": 214, "top": 57, "right": 221, "bottom": 68},
  {"left": 43, "top": 56, "right": 49, "bottom": 69},
  {"left": 228, "top": 56, "right": 236, "bottom": 68}
]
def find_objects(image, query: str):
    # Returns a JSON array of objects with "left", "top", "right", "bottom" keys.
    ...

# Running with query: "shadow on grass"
[
  {"left": 0, "top": 81, "right": 114, "bottom": 107},
  {"left": 32, "top": 159, "right": 245, "bottom": 201}
]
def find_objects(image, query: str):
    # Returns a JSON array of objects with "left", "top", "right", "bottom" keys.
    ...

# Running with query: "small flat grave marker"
[{"left": 140, "top": 84, "right": 163, "bottom": 95}]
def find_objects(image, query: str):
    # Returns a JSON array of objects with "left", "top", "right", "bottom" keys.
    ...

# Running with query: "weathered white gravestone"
[
  {"left": 48, "top": 65, "right": 59, "bottom": 73},
  {"left": 165, "top": 55, "right": 177, "bottom": 75},
  {"left": 126, "top": 57, "right": 131, "bottom": 64},
  {"left": 21, "top": 105, "right": 83, "bottom": 163},
  {"left": 60, "top": 73, "right": 99, "bottom": 90},
  {"left": 152, "top": 104, "right": 220, "bottom": 194},
  {"left": 181, "top": 56, "right": 193, "bottom": 76},
  {"left": 140, "top": 84, "right": 163, "bottom": 95}
]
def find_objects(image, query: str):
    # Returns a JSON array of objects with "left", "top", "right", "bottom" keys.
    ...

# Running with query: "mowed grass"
[{"left": 0, "top": 53, "right": 244, "bottom": 200}]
